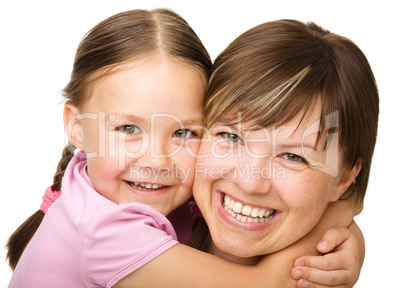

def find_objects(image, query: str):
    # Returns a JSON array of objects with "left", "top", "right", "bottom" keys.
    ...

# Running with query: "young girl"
[{"left": 7, "top": 9, "right": 363, "bottom": 288}]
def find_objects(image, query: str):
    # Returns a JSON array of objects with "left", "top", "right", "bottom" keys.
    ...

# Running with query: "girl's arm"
[
  {"left": 116, "top": 243, "right": 282, "bottom": 288},
  {"left": 115, "top": 197, "right": 361, "bottom": 288}
]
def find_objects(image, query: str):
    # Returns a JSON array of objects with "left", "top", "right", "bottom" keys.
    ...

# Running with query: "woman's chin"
[{"left": 209, "top": 236, "right": 263, "bottom": 265}]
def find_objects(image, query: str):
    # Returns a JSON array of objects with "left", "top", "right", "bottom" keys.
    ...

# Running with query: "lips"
[{"left": 223, "top": 194, "right": 277, "bottom": 223}]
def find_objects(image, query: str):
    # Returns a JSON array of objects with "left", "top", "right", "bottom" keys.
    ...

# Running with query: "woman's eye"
[
  {"left": 221, "top": 132, "right": 242, "bottom": 143},
  {"left": 282, "top": 153, "right": 306, "bottom": 163},
  {"left": 173, "top": 129, "right": 194, "bottom": 139},
  {"left": 117, "top": 125, "right": 141, "bottom": 135}
]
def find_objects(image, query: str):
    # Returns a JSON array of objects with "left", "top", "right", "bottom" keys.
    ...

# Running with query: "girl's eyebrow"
[
  {"left": 107, "top": 113, "right": 147, "bottom": 124},
  {"left": 108, "top": 113, "right": 203, "bottom": 127}
]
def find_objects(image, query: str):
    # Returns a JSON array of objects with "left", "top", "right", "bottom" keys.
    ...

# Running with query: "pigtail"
[
  {"left": 6, "top": 211, "right": 44, "bottom": 270},
  {"left": 51, "top": 143, "right": 75, "bottom": 191},
  {"left": 6, "top": 143, "right": 75, "bottom": 270}
]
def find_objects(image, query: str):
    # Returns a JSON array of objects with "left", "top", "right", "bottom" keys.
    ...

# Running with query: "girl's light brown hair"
[
  {"left": 204, "top": 19, "right": 378, "bottom": 206},
  {"left": 7, "top": 8, "right": 211, "bottom": 270}
]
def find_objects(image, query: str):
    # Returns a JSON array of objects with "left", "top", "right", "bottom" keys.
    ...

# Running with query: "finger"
[
  {"left": 292, "top": 266, "right": 349, "bottom": 287},
  {"left": 296, "top": 279, "right": 315, "bottom": 288},
  {"left": 294, "top": 252, "right": 349, "bottom": 271},
  {"left": 316, "top": 227, "right": 351, "bottom": 253},
  {"left": 296, "top": 279, "right": 348, "bottom": 288}
]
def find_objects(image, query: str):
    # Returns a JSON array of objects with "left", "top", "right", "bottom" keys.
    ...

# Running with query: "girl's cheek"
[
  {"left": 174, "top": 150, "right": 197, "bottom": 179},
  {"left": 185, "top": 141, "right": 202, "bottom": 159},
  {"left": 196, "top": 140, "right": 213, "bottom": 158}
]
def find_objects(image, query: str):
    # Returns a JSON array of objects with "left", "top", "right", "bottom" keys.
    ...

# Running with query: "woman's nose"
[{"left": 227, "top": 155, "right": 273, "bottom": 194}]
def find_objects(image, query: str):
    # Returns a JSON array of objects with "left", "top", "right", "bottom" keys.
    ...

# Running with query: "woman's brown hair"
[
  {"left": 7, "top": 8, "right": 211, "bottom": 270},
  {"left": 205, "top": 19, "right": 378, "bottom": 207}
]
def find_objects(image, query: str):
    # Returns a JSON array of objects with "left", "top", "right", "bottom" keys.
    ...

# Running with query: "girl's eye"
[
  {"left": 219, "top": 132, "right": 242, "bottom": 143},
  {"left": 117, "top": 125, "right": 141, "bottom": 135},
  {"left": 173, "top": 129, "right": 194, "bottom": 139},
  {"left": 282, "top": 153, "right": 306, "bottom": 163}
]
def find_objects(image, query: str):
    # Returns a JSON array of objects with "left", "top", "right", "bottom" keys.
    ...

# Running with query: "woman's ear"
[
  {"left": 64, "top": 102, "right": 85, "bottom": 150},
  {"left": 330, "top": 158, "right": 362, "bottom": 202}
]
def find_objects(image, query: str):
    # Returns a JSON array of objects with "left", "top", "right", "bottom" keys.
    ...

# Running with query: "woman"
[{"left": 193, "top": 19, "right": 378, "bottom": 287}]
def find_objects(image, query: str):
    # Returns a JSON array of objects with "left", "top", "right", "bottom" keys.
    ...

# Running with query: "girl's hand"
[{"left": 291, "top": 222, "right": 364, "bottom": 288}]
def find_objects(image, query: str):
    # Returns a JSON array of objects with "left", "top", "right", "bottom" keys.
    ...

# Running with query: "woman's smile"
[{"left": 222, "top": 193, "right": 277, "bottom": 224}]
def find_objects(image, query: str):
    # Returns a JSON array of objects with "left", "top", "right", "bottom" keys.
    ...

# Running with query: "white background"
[{"left": 0, "top": 1, "right": 400, "bottom": 286}]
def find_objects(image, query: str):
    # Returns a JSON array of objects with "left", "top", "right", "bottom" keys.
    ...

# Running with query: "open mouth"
[
  {"left": 127, "top": 181, "right": 167, "bottom": 191},
  {"left": 223, "top": 194, "right": 276, "bottom": 223}
]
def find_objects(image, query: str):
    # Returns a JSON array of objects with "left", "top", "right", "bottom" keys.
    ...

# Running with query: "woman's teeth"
[
  {"left": 223, "top": 194, "right": 276, "bottom": 223},
  {"left": 128, "top": 181, "right": 165, "bottom": 191}
]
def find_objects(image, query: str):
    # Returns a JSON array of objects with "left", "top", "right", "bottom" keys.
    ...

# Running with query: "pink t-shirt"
[{"left": 9, "top": 152, "right": 192, "bottom": 288}]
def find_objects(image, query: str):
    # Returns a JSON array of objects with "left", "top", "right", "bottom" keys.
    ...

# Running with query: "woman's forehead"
[
  {"left": 213, "top": 102, "right": 339, "bottom": 151},
  {"left": 214, "top": 101, "right": 323, "bottom": 130}
]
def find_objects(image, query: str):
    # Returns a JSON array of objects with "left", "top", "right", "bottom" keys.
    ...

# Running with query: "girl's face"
[
  {"left": 193, "top": 107, "right": 354, "bottom": 259},
  {"left": 65, "top": 56, "right": 205, "bottom": 216}
]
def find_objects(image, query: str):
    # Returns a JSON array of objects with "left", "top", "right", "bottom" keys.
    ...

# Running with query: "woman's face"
[{"left": 193, "top": 107, "right": 352, "bottom": 258}]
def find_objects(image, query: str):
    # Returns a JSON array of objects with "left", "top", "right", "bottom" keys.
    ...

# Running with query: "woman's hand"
[{"left": 291, "top": 221, "right": 364, "bottom": 288}]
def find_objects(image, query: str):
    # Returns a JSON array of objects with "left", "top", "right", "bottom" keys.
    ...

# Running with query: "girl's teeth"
[
  {"left": 129, "top": 182, "right": 164, "bottom": 190},
  {"left": 223, "top": 194, "right": 276, "bottom": 223}
]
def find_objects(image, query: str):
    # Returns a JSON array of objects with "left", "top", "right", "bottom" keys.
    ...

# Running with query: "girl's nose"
[{"left": 135, "top": 138, "right": 172, "bottom": 171}]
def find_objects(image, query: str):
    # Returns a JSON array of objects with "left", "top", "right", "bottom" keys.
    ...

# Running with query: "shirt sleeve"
[{"left": 80, "top": 202, "right": 179, "bottom": 288}]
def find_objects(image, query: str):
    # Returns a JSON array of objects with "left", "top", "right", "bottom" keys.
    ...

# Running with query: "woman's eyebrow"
[
  {"left": 278, "top": 143, "right": 318, "bottom": 151},
  {"left": 213, "top": 122, "right": 252, "bottom": 131}
]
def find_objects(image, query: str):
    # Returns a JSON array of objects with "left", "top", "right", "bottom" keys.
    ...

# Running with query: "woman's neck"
[{"left": 207, "top": 239, "right": 263, "bottom": 266}]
